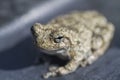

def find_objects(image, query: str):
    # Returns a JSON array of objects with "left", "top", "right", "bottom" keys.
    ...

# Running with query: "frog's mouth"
[
  {"left": 39, "top": 47, "right": 66, "bottom": 55},
  {"left": 39, "top": 47, "right": 70, "bottom": 60}
]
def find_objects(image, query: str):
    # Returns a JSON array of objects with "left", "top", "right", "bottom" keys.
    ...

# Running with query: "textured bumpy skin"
[{"left": 31, "top": 11, "right": 114, "bottom": 79}]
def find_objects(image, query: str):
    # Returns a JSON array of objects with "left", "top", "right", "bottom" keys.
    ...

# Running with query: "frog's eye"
[{"left": 54, "top": 36, "right": 63, "bottom": 43}]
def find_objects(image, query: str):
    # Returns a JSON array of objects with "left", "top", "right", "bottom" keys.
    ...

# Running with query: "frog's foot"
[
  {"left": 43, "top": 71, "right": 57, "bottom": 79},
  {"left": 43, "top": 55, "right": 81, "bottom": 79},
  {"left": 48, "top": 65, "right": 58, "bottom": 71},
  {"left": 43, "top": 67, "right": 71, "bottom": 79},
  {"left": 43, "top": 66, "right": 60, "bottom": 79},
  {"left": 80, "top": 55, "right": 97, "bottom": 66}
]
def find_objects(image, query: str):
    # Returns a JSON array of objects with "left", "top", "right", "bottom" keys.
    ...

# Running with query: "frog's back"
[
  {"left": 50, "top": 11, "right": 114, "bottom": 37},
  {"left": 49, "top": 11, "right": 109, "bottom": 32}
]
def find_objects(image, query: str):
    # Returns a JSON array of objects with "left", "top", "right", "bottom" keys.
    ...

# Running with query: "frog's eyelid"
[{"left": 55, "top": 36, "right": 63, "bottom": 39}]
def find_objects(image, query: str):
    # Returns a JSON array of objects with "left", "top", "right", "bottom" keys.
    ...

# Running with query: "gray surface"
[
  {"left": 0, "top": 48, "right": 120, "bottom": 80},
  {"left": 0, "top": 0, "right": 120, "bottom": 80},
  {"left": 0, "top": 0, "right": 44, "bottom": 26}
]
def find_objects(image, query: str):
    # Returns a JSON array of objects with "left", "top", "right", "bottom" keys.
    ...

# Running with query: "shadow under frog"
[{"left": 0, "top": 37, "right": 68, "bottom": 70}]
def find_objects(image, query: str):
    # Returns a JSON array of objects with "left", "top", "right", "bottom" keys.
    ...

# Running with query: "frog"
[{"left": 31, "top": 11, "right": 115, "bottom": 79}]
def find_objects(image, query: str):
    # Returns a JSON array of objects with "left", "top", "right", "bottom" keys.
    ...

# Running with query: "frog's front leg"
[{"left": 43, "top": 52, "right": 83, "bottom": 79}]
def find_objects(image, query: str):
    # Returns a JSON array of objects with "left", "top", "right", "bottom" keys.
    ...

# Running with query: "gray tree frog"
[{"left": 31, "top": 11, "right": 114, "bottom": 79}]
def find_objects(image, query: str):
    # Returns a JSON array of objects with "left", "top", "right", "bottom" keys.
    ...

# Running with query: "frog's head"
[{"left": 31, "top": 23, "right": 75, "bottom": 58}]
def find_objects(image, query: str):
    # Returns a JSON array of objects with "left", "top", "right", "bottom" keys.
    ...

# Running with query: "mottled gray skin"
[{"left": 31, "top": 11, "right": 114, "bottom": 79}]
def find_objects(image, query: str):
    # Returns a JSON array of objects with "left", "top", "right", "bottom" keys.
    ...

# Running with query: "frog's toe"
[
  {"left": 43, "top": 71, "right": 57, "bottom": 79},
  {"left": 49, "top": 65, "right": 58, "bottom": 71}
]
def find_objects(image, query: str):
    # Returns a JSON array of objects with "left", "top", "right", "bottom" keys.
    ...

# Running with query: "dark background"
[{"left": 0, "top": 0, "right": 120, "bottom": 80}]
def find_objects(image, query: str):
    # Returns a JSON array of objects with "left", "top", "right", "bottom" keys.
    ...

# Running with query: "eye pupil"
[
  {"left": 54, "top": 36, "right": 63, "bottom": 43},
  {"left": 54, "top": 38, "right": 60, "bottom": 43}
]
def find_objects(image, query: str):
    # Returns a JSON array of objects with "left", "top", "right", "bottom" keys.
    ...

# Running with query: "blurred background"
[{"left": 0, "top": 0, "right": 120, "bottom": 80}]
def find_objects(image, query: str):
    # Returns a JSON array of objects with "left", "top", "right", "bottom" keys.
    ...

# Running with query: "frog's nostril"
[{"left": 31, "top": 26, "right": 34, "bottom": 33}]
